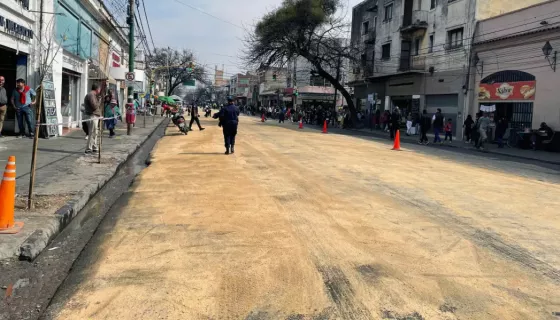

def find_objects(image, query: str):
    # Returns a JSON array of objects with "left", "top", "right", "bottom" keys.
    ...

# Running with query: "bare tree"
[
  {"left": 150, "top": 48, "right": 208, "bottom": 96},
  {"left": 244, "top": 0, "right": 360, "bottom": 120}
]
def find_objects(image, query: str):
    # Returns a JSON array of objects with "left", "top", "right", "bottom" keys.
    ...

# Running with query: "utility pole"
[{"left": 127, "top": 0, "right": 135, "bottom": 99}]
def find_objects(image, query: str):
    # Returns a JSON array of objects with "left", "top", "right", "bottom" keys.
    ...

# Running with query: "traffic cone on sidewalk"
[
  {"left": 392, "top": 130, "right": 402, "bottom": 151},
  {"left": 298, "top": 119, "right": 303, "bottom": 129},
  {"left": 0, "top": 156, "right": 23, "bottom": 234},
  {"left": 322, "top": 120, "right": 328, "bottom": 134}
]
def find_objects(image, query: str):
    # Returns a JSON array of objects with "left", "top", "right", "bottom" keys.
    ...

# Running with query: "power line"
[
  {"left": 140, "top": 0, "right": 156, "bottom": 49},
  {"left": 172, "top": 0, "right": 244, "bottom": 29}
]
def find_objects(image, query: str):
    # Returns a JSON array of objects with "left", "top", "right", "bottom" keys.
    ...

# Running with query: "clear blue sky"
[{"left": 142, "top": 0, "right": 360, "bottom": 78}]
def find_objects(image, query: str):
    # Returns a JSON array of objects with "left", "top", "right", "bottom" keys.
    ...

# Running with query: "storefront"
[
  {"left": 0, "top": 0, "right": 34, "bottom": 134},
  {"left": 59, "top": 52, "right": 87, "bottom": 128},
  {"left": 477, "top": 71, "right": 535, "bottom": 129}
]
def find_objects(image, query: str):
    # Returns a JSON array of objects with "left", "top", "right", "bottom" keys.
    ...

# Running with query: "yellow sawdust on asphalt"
[{"left": 49, "top": 117, "right": 560, "bottom": 320}]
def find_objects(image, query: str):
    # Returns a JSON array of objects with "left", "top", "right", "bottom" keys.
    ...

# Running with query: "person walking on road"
[
  {"left": 84, "top": 84, "right": 101, "bottom": 154},
  {"left": 215, "top": 96, "right": 239, "bottom": 155},
  {"left": 11, "top": 78, "right": 36, "bottom": 138},
  {"left": 0, "top": 76, "right": 7, "bottom": 138},
  {"left": 189, "top": 103, "right": 205, "bottom": 131},
  {"left": 432, "top": 108, "right": 444, "bottom": 144},
  {"left": 419, "top": 109, "right": 431, "bottom": 145},
  {"left": 463, "top": 114, "right": 474, "bottom": 143}
]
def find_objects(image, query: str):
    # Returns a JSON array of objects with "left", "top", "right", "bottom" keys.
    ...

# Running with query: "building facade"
[
  {"left": 469, "top": 0, "right": 560, "bottom": 131},
  {"left": 0, "top": 0, "right": 37, "bottom": 133},
  {"left": 349, "top": 0, "right": 551, "bottom": 137}
]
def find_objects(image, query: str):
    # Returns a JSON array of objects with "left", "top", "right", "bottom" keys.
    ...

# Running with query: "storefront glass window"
[
  {"left": 55, "top": 4, "right": 79, "bottom": 55},
  {"left": 79, "top": 24, "right": 92, "bottom": 58},
  {"left": 91, "top": 33, "right": 100, "bottom": 63}
]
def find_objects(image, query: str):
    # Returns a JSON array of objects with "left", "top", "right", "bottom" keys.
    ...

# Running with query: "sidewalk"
[
  {"left": 349, "top": 127, "right": 560, "bottom": 165},
  {"left": 0, "top": 116, "right": 167, "bottom": 260},
  {"left": 278, "top": 118, "right": 560, "bottom": 165}
]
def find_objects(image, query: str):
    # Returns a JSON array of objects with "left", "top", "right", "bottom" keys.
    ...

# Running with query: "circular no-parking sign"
[{"left": 125, "top": 72, "right": 135, "bottom": 81}]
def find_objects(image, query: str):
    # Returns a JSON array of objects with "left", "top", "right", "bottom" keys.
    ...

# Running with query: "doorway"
[{"left": 61, "top": 69, "right": 81, "bottom": 127}]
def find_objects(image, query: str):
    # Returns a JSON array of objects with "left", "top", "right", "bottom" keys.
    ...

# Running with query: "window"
[
  {"left": 384, "top": 3, "right": 393, "bottom": 21},
  {"left": 429, "top": 34, "right": 434, "bottom": 53},
  {"left": 430, "top": 0, "right": 436, "bottom": 9},
  {"left": 363, "top": 21, "right": 369, "bottom": 34},
  {"left": 414, "top": 38, "right": 420, "bottom": 56},
  {"left": 361, "top": 53, "right": 367, "bottom": 65},
  {"left": 373, "top": 16, "right": 377, "bottom": 29},
  {"left": 382, "top": 43, "right": 391, "bottom": 60},
  {"left": 447, "top": 27, "right": 464, "bottom": 49}
]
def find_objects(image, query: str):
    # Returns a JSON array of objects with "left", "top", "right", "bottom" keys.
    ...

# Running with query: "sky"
[{"left": 142, "top": 0, "right": 363, "bottom": 80}]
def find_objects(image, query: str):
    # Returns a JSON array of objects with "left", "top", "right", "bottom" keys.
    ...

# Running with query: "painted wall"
[{"left": 476, "top": 0, "right": 550, "bottom": 20}]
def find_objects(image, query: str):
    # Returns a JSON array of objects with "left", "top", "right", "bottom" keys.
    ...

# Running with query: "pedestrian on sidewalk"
[
  {"left": 215, "top": 96, "right": 239, "bottom": 155},
  {"left": 11, "top": 78, "right": 36, "bottom": 138},
  {"left": 84, "top": 84, "right": 101, "bottom": 154},
  {"left": 432, "top": 108, "right": 444, "bottom": 144},
  {"left": 477, "top": 112, "right": 491, "bottom": 150},
  {"left": 390, "top": 107, "right": 401, "bottom": 140},
  {"left": 463, "top": 114, "right": 474, "bottom": 143},
  {"left": 125, "top": 96, "right": 137, "bottom": 127},
  {"left": 495, "top": 117, "right": 508, "bottom": 148},
  {"left": 444, "top": 118, "right": 453, "bottom": 142},
  {"left": 406, "top": 112, "right": 413, "bottom": 136},
  {"left": 189, "top": 103, "right": 205, "bottom": 131},
  {"left": 279, "top": 108, "right": 285, "bottom": 123},
  {"left": 419, "top": 109, "right": 430, "bottom": 144},
  {"left": 104, "top": 98, "right": 120, "bottom": 138},
  {"left": 0, "top": 76, "right": 7, "bottom": 138}
]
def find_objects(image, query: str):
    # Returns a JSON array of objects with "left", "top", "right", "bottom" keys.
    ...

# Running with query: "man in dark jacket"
[
  {"left": 419, "top": 109, "right": 431, "bottom": 144},
  {"left": 189, "top": 102, "right": 205, "bottom": 131},
  {"left": 432, "top": 108, "right": 444, "bottom": 144},
  {"left": 390, "top": 107, "right": 401, "bottom": 140},
  {"left": 214, "top": 97, "right": 239, "bottom": 154}
]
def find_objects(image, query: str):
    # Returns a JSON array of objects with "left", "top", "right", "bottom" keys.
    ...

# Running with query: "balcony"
[
  {"left": 400, "top": 10, "right": 429, "bottom": 33},
  {"left": 362, "top": 31, "right": 376, "bottom": 44}
]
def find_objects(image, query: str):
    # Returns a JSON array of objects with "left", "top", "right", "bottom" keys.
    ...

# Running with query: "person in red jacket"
[{"left": 444, "top": 118, "right": 453, "bottom": 142}]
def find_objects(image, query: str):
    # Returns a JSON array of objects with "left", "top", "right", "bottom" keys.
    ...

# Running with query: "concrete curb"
[{"left": 18, "top": 119, "right": 169, "bottom": 261}]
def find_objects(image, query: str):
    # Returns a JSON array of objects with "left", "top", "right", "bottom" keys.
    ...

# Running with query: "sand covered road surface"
[{"left": 43, "top": 116, "right": 560, "bottom": 320}]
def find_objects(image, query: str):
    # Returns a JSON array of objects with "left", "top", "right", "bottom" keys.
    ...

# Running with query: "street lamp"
[{"left": 542, "top": 41, "right": 557, "bottom": 72}]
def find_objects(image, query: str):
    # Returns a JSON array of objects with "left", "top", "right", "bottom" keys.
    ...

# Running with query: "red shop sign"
[
  {"left": 112, "top": 52, "right": 121, "bottom": 68},
  {"left": 478, "top": 81, "right": 536, "bottom": 101}
]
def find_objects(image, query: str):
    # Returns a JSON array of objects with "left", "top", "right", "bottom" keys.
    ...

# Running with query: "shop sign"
[
  {"left": 478, "top": 81, "right": 536, "bottom": 101},
  {"left": 40, "top": 71, "right": 59, "bottom": 138},
  {"left": 0, "top": 16, "right": 34, "bottom": 39},
  {"left": 63, "top": 55, "right": 83, "bottom": 73},
  {"left": 112, "top": 52, "right": 121, "bottom": 67}
]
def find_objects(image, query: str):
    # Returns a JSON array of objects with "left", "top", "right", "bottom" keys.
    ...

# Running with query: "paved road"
[{"left": 43, "top": 116, "right": 560, "bottom": 320}]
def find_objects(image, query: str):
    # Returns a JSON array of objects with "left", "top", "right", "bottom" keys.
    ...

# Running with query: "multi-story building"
[
  {"left": 229, "top": 73, "right": 254, "bottom": 106},
  {"left": 286, "top": 56, "right": 348, "bottom": 110},
  {"left": 258, "top": 67, "right": 288, "bottom": 108},
  {"left": 349, "top": 0, "right": 551, "bottom": 137}
]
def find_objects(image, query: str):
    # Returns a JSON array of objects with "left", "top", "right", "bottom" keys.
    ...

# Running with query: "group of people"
[
  {"left": 82, "top": 84, "right": 139, "bottom": 154},
  {"left": 0, "top": 77, "right": 37, "bottom": 138}
]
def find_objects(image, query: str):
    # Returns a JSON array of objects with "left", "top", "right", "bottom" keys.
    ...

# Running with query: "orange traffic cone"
[
  {"left": 0, "top": 156, "right": 23, "bottom": 234},
  {"left": 298, "top": 119, "right": 303, "bottom": 129},
  {"left": 261, "top": 114, "right": 265, "bottom": 122},
  {"left": 392, "top": 130, "right": 402, "bottom": 151},
  {"left": 322, "top": 120, "right": 328, "bottom": 134}
]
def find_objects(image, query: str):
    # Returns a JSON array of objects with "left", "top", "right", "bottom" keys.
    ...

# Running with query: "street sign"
[
  {"left": 125, "top": 72, "right": 135, "bottom": 81},
  {"left": 182, "top": 79, "right": 195, "bottom": 86}
]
